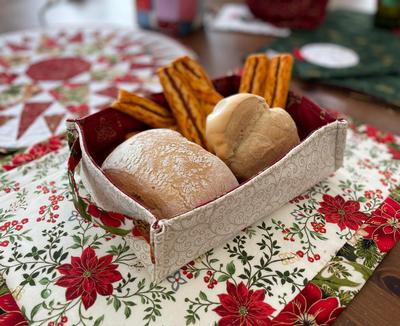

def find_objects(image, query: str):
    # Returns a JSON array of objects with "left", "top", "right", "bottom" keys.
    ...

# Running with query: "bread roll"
[
  {"left": 206, "top": 93, "right": 300, "bottom": 181},
  {"left": 101, "top": 129, "right": 239, "bottom": 219}
]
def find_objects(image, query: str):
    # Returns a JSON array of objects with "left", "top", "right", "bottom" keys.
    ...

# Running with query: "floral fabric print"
[
  {"left": 272, "top": 283, "right": 343, "bottom": 326},
  {"left": 276, "top": 187, "right": 400, "bottom": 326},
  {"left": 0, "top": 123, "right": 398, "bottom": 325},
  {"left": 1, "top": 136, "right": 63, "bottom": 172},
  {"left": 364, "top": 196, "right": 400, "bottom": 253},
  {"left": 214, "top": 281, "right": 275, "bottom": 326},
  {"left": 55, "top": 247, "right": 122, "bottom": 309},
  {"left": 318, "top": 194, "right": 367, "bottom": 231},
  {"left": 0, "top": 277, "right": 28, "bottom": 326}
]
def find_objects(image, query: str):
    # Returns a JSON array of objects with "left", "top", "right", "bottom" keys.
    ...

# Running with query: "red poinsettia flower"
[
  {"left": 55, "top": 247, "right": 122, "bottom": 309},
  {"left": 272, "top": 283, "right": 343, "bottom": 326},
  {"left": 0, "top": 292, "right": 28, "bottom": 326},
  {"left": 318, "top": 194, "right": 367, "bottom": 230},
  {"left": 87, "top": 205, "right": 125, "bottom": 227},
  {"left": 214, "top": 281, "right": 275, "bottom": 326},
  {"left": 0, "top": 72, "right": 17, "bottom": 84},
  {"left": 364, "top": 197, "right": 400, "bottom": 252},
  {"left": 388, "top": 144, "right": 400, "bottom": 160},
  {"left": 366, "top": 126, "right": 395, "bottom": 144}
]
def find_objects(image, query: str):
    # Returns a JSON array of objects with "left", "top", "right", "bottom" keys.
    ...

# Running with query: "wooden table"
[{"left": 0, "top": 0, "right": 399, "bottom": 325}]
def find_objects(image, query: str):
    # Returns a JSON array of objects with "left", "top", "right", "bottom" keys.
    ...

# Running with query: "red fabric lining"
[{"left": 69, "top": 75, "right": 337, "bottom": 167}]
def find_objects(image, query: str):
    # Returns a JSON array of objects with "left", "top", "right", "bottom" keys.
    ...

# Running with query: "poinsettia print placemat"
[
  {"left": 0, "top": 122, "right": 399, "bottom": 325},
  {"left": 0, "top": 26, "right": 192, "bottom": 151}
]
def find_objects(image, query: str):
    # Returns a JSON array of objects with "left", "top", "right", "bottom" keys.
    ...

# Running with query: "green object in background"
[
  {"left": 261, "top": 10, "right": 400, "bottom": 108},
  {"left": 324, "top": 75, "right": 400, "bottom": 108},
  {"left": 265, "top": 10, "right": 400, "bottom": 79},
  {"left": 375, "top": 0, "right": 400, "bottom": 28}
]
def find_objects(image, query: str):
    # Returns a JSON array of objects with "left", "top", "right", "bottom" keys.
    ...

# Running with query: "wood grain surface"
[{"left": 0, "top": 0, "right": 399, "bottom": 325}]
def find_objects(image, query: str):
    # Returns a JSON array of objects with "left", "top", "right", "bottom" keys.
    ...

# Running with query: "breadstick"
[
  {"left": 157, "top": 65, "right": 206, "bottom": 147},
  {"left": 172, "top": 56, "right": 223, "bottom": 115},
  {"left": 111, "top": 90, "right": 176, "bottom": 128},
  {"left": 264, "top": 54, "right": 294, "bottom": 108},
  {"left": 239, "top": 54, "right": 269, "bottom": 96}
]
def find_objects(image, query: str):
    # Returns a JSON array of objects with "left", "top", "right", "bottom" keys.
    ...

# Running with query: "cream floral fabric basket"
[{"left": 67, "top": 75, "right": 347, "bottom": 281}]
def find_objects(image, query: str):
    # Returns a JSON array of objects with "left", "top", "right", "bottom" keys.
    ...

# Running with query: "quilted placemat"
[
  {"left": 323, "top": 74, "right": 400, "bottom": 108},
  {"left": 0, "top": 120, "right": 399, "bottom": 325},
  {"left": 261, "top": 10, "right": 400, "bottom": 107},
  {"left": 0, "top": 26, "right": 192, "bottom": 151},
  {"left": 264, "top": 10, "right": 400, "bottom": 79}
]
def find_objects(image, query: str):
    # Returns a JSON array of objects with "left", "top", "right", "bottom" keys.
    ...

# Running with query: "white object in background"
[
  {"left": 300, "top": 43, "right": 360, "bottom": 69},
  {"left": 328, "top": 0, "right": 377, "bottom": 14},
  {"left": 210, "top": 4, "right": 290, "bottom": 37},
  {"left": 43, "top": 0, "right": 136, "bottom": 28}
]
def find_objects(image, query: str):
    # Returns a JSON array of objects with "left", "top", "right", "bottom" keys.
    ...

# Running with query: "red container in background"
[
  {"left": 136, "top": 0, "right": 203, "bottom": 36},
  {"left": 246, "top": 0, "right": 329, "bottom": 29}
]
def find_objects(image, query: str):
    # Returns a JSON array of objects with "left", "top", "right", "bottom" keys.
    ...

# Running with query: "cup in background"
[{"left": 136, "top": 0, "right": 203, "bottom": 36}]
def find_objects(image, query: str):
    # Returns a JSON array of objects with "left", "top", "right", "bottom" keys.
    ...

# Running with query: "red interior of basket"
[{"left": 75, "top": 75, "right": 337, "bottom": 168}]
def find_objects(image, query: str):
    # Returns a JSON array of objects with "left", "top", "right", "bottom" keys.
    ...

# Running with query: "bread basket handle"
[{"left": 66, "top": 127, "right": 151, "bottom": 244}]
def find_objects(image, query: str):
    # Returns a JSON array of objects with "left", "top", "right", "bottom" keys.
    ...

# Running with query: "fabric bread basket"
[{"left": 66, "top": 75, "right": 348, "bottom": 282}]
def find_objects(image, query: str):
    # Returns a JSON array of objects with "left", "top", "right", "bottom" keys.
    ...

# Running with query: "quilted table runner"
[
  {"left": 0, "top": 119, "right": 399, "bottom": 325},
  {"left": 0, "top": 26, "right": 192, "bottom": 151}
]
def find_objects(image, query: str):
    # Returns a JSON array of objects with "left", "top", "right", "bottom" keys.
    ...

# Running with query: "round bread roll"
[
  {"left": 206, "top": 93, "right": 300, "bottom": 181},
  {"left": 101, "top": 129, "right": 239, "bottom": 219}
]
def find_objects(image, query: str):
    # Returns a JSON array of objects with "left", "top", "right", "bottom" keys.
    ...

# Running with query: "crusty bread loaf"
[
  {"left": 206, "top": 93, "right": 300, "bottom": 181},
  {"left": 101, "top": 129, "right": 239, "bottom": 219}
]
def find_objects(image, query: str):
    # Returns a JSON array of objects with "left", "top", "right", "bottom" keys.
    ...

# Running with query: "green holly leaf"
[
  {"left": 113, "top": 297, "right": 122, "bottom": 311},
  {"left": 218, "top": 275, "right": 230, "bottom": 282},
  {"left": 125, "top": 301, "right": 136, "bottom": 306},
  {"left": 185, "top": 315, "right": 196, "bottom": 325},
  {"left": 390, "top": 186, "right": 400, "bottom": 203},
  {"left": 0, "top": 284, "right": 9, "bottom": 297},
  {"left": 101, "top": 225, "right": 131, "bottom": 236},
  {"left": 199, "top": 291, "right": 207, "bottom": 301},
  {"left": 346, "top": 259, "right": 374, "bottom": 279},
  {"left": 124, "top": 306, "right": 131, "bottom": 319},
  {"left": 39, "top": 277, "right": 50, "bottom": 285},
  {"left": 30, "top": 303, "right": 42, "bottom": 319},
  {"left": 226, "top": 261, "right": 236, "bottom": 275},
  {"left": 313, "top": 275, "right": 359, "bottom": 291},
  {"left": 93, "top": 315, "right": 105, "bottom": 326}
]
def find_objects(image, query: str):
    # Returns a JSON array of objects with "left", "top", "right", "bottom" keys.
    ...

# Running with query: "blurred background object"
[
  {"left": 263, "top": 9, "right": 400, "bottom": 107},
  {"left": 5, "top": 0, "right": 136, "bottom": 30},
  {"left": 0, "top": 0, "right": 399, "bottom": 132},
  {"left": 136, "top": 0, "right": 203, "bottom": 36},
  {"left": 375, "top": 0, "right": 400, "bottom": 28},
  {"left": 246, "top": 0, "right": 329, "bottom": 29},
  {"left": 1, "top": 0, "right": 399, "bottom": 136},
  {"left": 210, "top": 3, "right": 291, "bottom": 37},
  {"left": 0, "top": 0, "right": 379, "bottom": 32}
]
